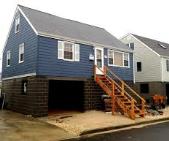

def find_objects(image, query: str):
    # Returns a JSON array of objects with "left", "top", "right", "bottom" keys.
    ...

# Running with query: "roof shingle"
[
  {"left": 18, "top": 5, "right": 131, "bottom": 51},
  {"left": 132, "top": 34, "right": 169, "bottom": 56}
]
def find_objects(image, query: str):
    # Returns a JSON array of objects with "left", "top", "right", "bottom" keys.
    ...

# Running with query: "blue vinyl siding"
[
  {"left": 2, "top": 11, "right": 133, "bottom": 81},
  {"left": 2, "top": 11, "right": 37, "bottom": 78},
  {"left": 37, "top": 36, "right": 94, "bottom": 78},
  {"left": 104, "top": 48, "right": 133, "bottom": 81}
]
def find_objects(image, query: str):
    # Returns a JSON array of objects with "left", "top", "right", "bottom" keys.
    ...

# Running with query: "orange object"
[{"left": 152, "top": 95, "right": 166, "bottom": 105}]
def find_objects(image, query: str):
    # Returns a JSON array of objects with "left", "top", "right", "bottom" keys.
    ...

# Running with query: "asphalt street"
[{"left": 66, "top": 121, "right": 169, "bottom": 141}]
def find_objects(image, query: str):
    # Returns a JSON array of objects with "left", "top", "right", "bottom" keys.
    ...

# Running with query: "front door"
[
  {"left": 166, "top": 84, "right": 169, "bottom": 104},
  {"left": 95, "top": 47, "right": 104, "bottom": 75}
]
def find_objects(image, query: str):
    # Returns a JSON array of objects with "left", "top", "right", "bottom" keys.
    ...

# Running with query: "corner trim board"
[{"left": 2, "top": 73, "right": 36, "bottom": 80}]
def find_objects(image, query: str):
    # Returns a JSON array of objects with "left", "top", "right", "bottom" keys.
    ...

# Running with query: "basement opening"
[{"left": 48, "top": 80, "right": 84, "bottom": 113}]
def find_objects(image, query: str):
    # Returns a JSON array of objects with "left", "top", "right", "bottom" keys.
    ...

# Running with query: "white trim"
[
  {"left": 95, "top": 47, "right": 104, "bottom": 74},
  {"left": 19, "top": 43, "right": 24, "bottom": 63},
  {"left": 2, "top": 6, "right": 38, "bottom": 54},
  {"left": 2, "top": 7, "right": 19, "bottom": 54},
  {"left": 14, "top": 13, "right": 20, "bottom": 34},
  {"left": 107, "top": 49, "right": 130, "bottom": 68},
  {"left": 63, "top": 41, "right": 74, "bottom": 61},
  {"left": 133, "top": 53, "right": 135, "bottom": 83},
  {"left": 6, "top": 50, "right": 11, "bottom": 67},
  {"left": 18, "top": 6, "right": 38, "bottom": 35},
  {"left": 2, "top": 73, "right": 36, "bottom": 81}
]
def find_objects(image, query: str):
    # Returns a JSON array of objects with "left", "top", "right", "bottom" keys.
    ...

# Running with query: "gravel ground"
[{"left": 38, "top": 107, "right": 169, "bottom": 136}]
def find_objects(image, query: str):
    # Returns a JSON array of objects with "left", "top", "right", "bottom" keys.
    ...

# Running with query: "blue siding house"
[{"left": 2, "top": 5, "right": 133, "bottom": 117}]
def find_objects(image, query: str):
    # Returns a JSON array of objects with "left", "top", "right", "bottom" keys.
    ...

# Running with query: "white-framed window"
[
  {"left": 108, "top": 50, "right": 114, "bottom": 65},
  {"left": 126, "top": 43, "right": 134, "bottom": 50},
  {"left": 15, "top": 14, "right": 20, "bottom": 33},
  {"left": 166, "top": 60, "right": 169, "bottom": 72},
  {"left": 58, "top": 40, "right": 80, "bottom": 61},
  {"left": 19, "top": 43, "right": 24, "bottom": 63},
  {"left": 123, "top": 53, "right": 129, "bottom": 67},
  {"left": 64, "top": 42, "right": 74, "bottom": 60},
  {"left": 6, "top": 50, "right": 11, "bottom": 67},
  {"left": 108, "top": 49, "right": 130, "bottom": 67}
]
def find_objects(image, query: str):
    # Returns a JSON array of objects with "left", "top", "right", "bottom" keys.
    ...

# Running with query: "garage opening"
[{"left": 48, "top": 80, "right": 84, "bottom": 112}]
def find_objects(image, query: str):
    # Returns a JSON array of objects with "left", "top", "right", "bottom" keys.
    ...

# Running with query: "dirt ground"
[
  {"left": 0, "top": 110, "right": 75, "bottom": 141},
  {"left": 39, "top": 107, "right": 169, "bottom": 136}
]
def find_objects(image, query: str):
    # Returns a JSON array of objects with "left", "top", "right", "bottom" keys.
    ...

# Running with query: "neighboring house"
[
  {"left": 121, "top": 34, "right": 169, "bottom": 103},
  {"left": 2, "top": 5, "right": 133, "bottom": 117}
]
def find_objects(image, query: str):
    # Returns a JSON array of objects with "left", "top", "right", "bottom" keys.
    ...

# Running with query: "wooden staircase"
[{"left": 94, "top": 65, "right": 146, "bottom": 120}]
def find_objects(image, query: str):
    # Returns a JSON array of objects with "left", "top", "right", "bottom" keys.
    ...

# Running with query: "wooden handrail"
[
  {"left": 94, "top": 65, "right": 145, "bottom": 119},
  {"left": 94, "top": 65, "right": 136, "bottom": 103},
  {"left": 104, "top": 66, "right": 146, "bottom": 103}
]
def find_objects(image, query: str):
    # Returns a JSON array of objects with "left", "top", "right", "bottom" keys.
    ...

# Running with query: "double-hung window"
[
  {"left": 108, "top": 50, "right": 114, "bottom": 65},
  {"left": 108, "top": 49, "right": 129, "bottom": 67},
  {"left": 19, "top": 43, "right": 24, "bottom": 63},
  {"left": 124, "top": 53, "right": 129, "bottom": 67},
  {"left": 15, "top": 14, "right": 20, "bottom": 33},
  {"left": 58, "top": 41, "right": 80, "bottom": 61},
  {"left": 6, "top": 50, "right": 11, "bottom": 67},
  {"left": 64, "top": 42, "right": 74, "bottom": 60}
]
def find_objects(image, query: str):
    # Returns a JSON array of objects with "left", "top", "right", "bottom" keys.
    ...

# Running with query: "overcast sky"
[{"left": 1, "top": 0, "right": 169, "bottom": 68}]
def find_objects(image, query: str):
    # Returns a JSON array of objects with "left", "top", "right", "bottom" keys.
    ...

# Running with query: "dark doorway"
[
  {"left": 48, "top": 80, "right": 84, "bottom": 111},
  {"left": 166, "top": 84, "right": 169, "bottom": 104}
]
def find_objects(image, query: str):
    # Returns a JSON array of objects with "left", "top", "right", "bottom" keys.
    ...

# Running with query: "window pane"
[
  {"left": 20, "top": 54, "right": 24, "bottom": 61},
  {"left": 124, "top": 53, "right": 129, "bottom": 67},
  {"left": 137, "top": 62, "right": 142, "bottom": 72},
  {"left": 108, "top": 50, "right": 113, "bottom": 65},
  {"left": 130, "top": 43, "right": 134, "bottom": 50},
  {"left": 64, "top": 51, "right": 73, "bottom": 59},
  {"left": 7, "top": 51, "right": 10, "bottom": 66},
  {"left": 114, "top": 52, "right": 123, "bottom": 66},
  {"left": 96, "top": 50, "right": 102, "bottom": 68},
  {"left": 166, "top": 60, "right": 169, "bottom": 72},
  {"left": 140, "top": 84, "right": 149, "bottom": 93},
  {"left": 64, "top": 42, "right": 73, "bottom": 60}
]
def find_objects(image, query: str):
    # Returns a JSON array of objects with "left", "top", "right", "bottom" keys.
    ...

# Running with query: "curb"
[{"left": 79, "top": 117, "right": 169, "bottom": 136}]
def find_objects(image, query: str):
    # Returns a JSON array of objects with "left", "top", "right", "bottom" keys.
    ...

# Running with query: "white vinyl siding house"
[{"left": 121, "top": 34, "right": 161, "bottom": 82}]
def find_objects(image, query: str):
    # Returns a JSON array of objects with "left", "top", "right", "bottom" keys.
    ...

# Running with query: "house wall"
[
  {"left": 2, "top": 76, "right": 48, "bottom": 117},
  {"left": 104, "top": 48, "right": 133, "bottom": 81},
  {"left": 37, "top": 36, "right": 94, "bottom": 78},
  {"left": 161, "top": 57, "right": 169, "bottom": 82},
  {"left": 2, "top": 11, "right": 37, "bottom": 79},
  {"left": 37, "top": 36, "right": 134, "bottom": 81},
  {"left": 2, "top": 76, "right": 105, "bottom": 117},
  {"left": 121, "top": 35, "right": 161, "bottom": 82}
]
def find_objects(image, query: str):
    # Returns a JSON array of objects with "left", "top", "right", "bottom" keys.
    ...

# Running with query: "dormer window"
[{"left": 15, "top": 14, "right": 20, "bottom": 33}]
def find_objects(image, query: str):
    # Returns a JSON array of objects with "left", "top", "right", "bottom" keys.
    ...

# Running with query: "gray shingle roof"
[
  {"left": 18, "top": 5, "right": 131, "bottom": 51},
  {"left": 132, "top": 34, "right": 169, "bottom": 56}
]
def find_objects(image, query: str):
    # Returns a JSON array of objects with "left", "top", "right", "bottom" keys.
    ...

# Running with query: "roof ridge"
[{"left": 18, "top": 4, "right": 105, "bottom": 30}]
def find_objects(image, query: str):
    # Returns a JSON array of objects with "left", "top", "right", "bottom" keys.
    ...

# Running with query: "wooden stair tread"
[{"left": 95, "top": 67, "right": 145, "bottom": 120}]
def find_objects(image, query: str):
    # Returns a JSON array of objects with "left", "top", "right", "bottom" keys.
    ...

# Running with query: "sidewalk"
[
  {"left": 39, "top": 107, "right": 169, "bottom": 136},
  {"left": 0, "top": 110, "right": 75, "bottom": 141}
]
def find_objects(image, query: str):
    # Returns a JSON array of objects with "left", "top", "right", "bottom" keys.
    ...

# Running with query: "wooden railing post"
[
  {"left": 112, "top": 82, "right": 115, "bottom": 115},
  {"left": 121, "top": 81, "right": 124, "bottom": 96},
  {"left": 141, "top": 100, "right": 145, "bottom": 117},
  {"left": 130, "top": 99, "right": 135, "bottom": 120}
]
